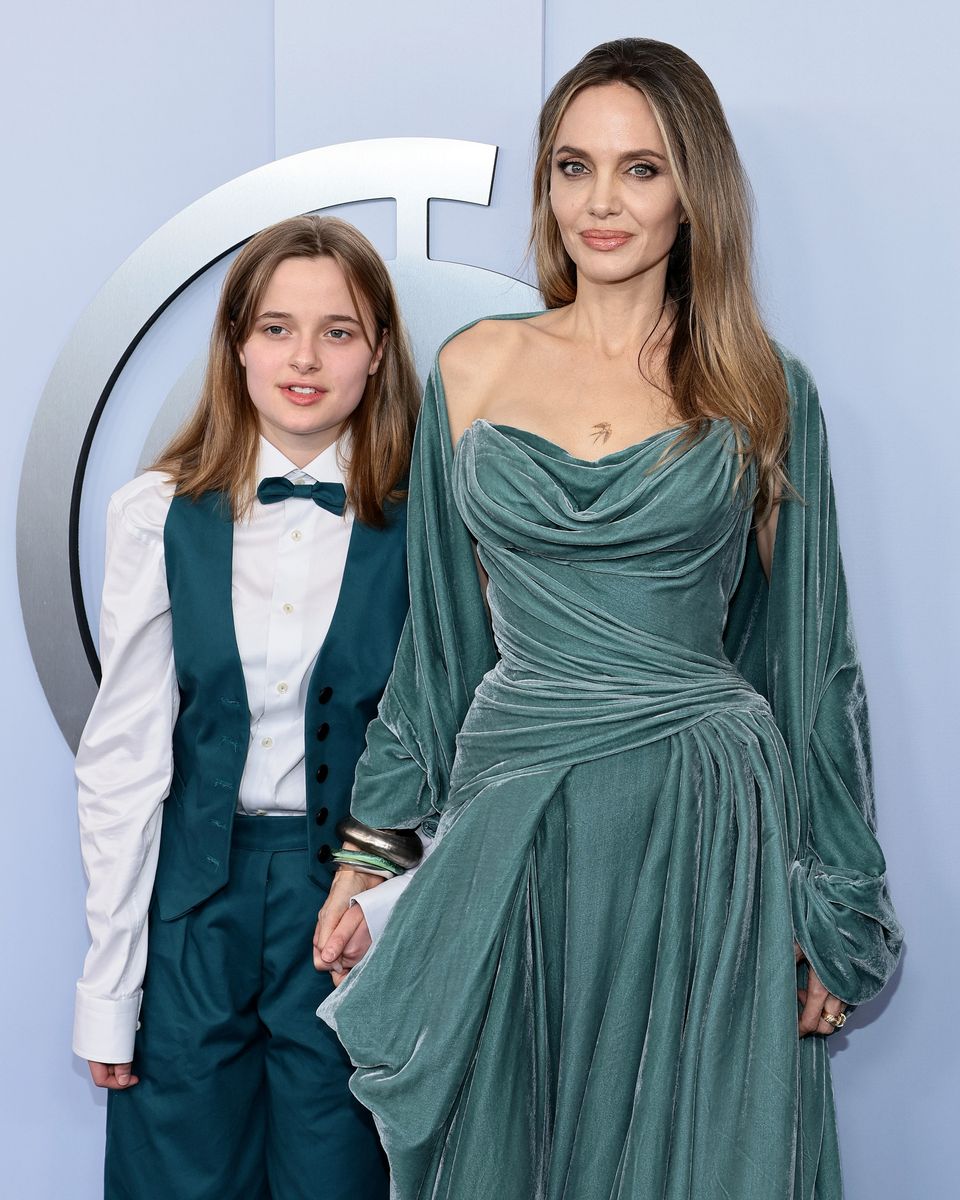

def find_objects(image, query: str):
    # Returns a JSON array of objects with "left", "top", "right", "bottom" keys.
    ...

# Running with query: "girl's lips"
[
  {"left": 279, "top": 384, "right": 327, "bottom": 405},
  {"left": 579, "top": 231, "right": 633, "bottom": 251}
]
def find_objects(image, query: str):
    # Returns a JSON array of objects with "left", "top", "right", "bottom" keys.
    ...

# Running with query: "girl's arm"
[{"left": 73, "top": 478, "right": 178, "bottom": 1069}]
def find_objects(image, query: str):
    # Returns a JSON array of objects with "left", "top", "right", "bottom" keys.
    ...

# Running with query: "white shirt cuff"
[
  {"left": 351, "top": 872, "right": 414, "bottom": 944},
  {"left": 73, "top": 986, "right": 141, "bottom": 1064}
]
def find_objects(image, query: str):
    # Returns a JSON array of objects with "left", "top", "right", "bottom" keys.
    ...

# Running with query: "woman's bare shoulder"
[
  {"left": 438, "top": 316, "right": 532, "bottom": 379},
  {"left": 439, "top": 315, "right": 547, "bottom": 437}
]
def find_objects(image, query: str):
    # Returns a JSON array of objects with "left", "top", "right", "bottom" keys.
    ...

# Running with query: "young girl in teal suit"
[{"left": 73, "top": 215, "right": 418, "bottom": 1199}]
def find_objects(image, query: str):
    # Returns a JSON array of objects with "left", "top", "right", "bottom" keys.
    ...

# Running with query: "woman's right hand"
[
  {"left": 88, "top": 1060, "right": 138, "bottom": 1089},
  {"left": 313, "top": 864, "right": 383, "bottom": 977}
]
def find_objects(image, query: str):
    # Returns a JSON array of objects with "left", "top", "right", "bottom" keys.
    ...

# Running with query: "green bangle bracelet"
[
  {"left": 334, "top": 849, "right": 400, "bottom": 869},
  {"left": 333, "top": 852, "right": 397, "bottom": 875},
  {"left": 332, "top": 849, "right": 404, "bottom": 876}
]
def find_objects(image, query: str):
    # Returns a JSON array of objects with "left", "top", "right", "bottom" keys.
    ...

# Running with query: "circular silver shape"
[{"left": 17, "top": 137, "right": 540, "bottom": 750}]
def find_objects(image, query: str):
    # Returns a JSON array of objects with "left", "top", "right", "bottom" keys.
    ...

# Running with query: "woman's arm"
[
  {"left": 726, "top": 356, "right": 902, "bottom": 1008},
  {"left": 754, "top": 499, "right": 780, "bottom": 583},
  {"left": 346, "top": 331, "right": 499, "bottom": 831},
  {"left": 753, "top": 446, "right": 848, "bottom": 1034},
  {"left": 314, "top": 328, "right": 502, "bottom": 978},
  {"left": 74, "top": 480, "right": 178, "bottom": 1077}
]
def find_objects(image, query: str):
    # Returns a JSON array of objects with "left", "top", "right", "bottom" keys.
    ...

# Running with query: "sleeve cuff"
[
  {"left": 351, "top": 872, "right": 415, "bottom": 944},
  {"left": 73, "top": 986, "right": 141, "bottom": 1064},
  {"left": 790, "top": 856, "right": 903, "bottom": 1006},
  {"left": 350, "top": 831, "right": 435, "bottom": 944}
]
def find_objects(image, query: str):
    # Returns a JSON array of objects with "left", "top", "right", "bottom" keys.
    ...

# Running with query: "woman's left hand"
[{"left": 795, "top": 942, "right": 847, "bottom": 1036}]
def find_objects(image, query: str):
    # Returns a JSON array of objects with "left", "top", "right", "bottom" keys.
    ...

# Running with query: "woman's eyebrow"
[{"left": 554, "top": 144, "right": 667, "bottom": 161}]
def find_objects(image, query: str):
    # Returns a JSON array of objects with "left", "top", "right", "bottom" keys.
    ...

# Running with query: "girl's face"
[
  {"left": 549, "top": 83, "right": 684, "bottom": 294},
  {"left": 238, "top": 255, "right": 384, "bottom": 466}
]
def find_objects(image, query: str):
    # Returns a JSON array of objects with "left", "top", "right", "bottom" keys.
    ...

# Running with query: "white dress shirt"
[{"left": 74, "top": 437, "right": 356, "bottom": 1063}]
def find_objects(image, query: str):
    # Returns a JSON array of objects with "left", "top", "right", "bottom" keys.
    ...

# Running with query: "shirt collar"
[{"left": 256, "top": 435, "right": 349, "bottom": 486}]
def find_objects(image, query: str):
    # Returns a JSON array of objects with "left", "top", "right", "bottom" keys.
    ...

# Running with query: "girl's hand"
[
  {"left": 88, "top": 1060, "right": 138, "bottom": 1089},
  {"left": 795, "top": 942, "right": 847, "bottom": 1036},
  {"left": 313, "top": 861, "right": 382, "bottom": 974},
  {"left": 322, "top": 906, "right": 373, "bottom": 985}
]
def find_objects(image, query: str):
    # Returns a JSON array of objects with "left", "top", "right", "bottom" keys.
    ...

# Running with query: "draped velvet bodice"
[
  {"left": 445, "top": 416, "right": 769, "bottom": 793},
  {"left": 455, "top": 416, "right": 755, "bottom": 677}
]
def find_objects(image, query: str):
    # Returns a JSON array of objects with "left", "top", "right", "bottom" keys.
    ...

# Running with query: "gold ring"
[{"left": 821, "top": 1009, "right": 847, "bottom": 1030}]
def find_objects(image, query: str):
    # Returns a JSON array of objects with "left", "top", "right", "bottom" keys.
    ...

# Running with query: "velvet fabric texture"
[{"left": 319, "top": 316, "right": 902, "bottom": 1199}]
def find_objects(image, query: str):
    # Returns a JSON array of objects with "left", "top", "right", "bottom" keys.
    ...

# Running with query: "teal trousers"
[{"left": 105, "top": 815, "right": 387, "bottom": 1200}]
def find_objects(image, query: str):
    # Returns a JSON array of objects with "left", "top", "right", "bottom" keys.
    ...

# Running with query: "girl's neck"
[{"left": 259, "top": 425, "right": 343, "bottom": 471}]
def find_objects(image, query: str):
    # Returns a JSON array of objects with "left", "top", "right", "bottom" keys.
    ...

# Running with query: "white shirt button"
[
  {"left": 291, "top": 529, "right": 303, "bottom": 542},
  {"left": 282, "top": 603, "right": 294, "bottom": 615},
  {"left": 261, "top": 736, "right": 274, "bottom": 749},
  {"left": 276, "top": 681, "right": 289, "bottom": 695}
]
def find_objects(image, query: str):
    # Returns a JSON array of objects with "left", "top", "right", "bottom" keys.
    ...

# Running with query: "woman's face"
[
  {"left": 549, "top": 83, "right": 684, "bottom": 294},
  {"left": 238, "top": 255, "right": 384, "bottom": 465}
]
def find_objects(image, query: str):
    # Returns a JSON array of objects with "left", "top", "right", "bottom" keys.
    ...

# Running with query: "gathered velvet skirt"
[{"left": 322, "top": 709, "right": 842, "bottom": 1200}]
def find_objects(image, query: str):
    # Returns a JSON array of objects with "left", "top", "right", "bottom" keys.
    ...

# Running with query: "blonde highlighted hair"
[
  {"left": 153, "top": 215, "right": 419, "bottom": 526},
  {"left": 533, "top": 38, "right": 789, "bottom": 517}
]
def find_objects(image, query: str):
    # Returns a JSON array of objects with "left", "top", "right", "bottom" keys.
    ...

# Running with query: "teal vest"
[{"left": 152, "top": 491, "right": 408, "bottom": 921}]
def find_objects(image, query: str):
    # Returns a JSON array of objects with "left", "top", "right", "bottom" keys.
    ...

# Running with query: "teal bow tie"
[{"left": 256, "top": 476, "right": 347, "bottom": 516}]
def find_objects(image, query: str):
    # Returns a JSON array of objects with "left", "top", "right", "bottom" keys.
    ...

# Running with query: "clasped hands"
[{"left": 312, "top": 859, "right": 380, "bottom": 985}]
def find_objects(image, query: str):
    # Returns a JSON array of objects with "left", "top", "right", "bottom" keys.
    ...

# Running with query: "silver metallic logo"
[{"left": 18, "top": 138, "right": 539, "bottom": 750}]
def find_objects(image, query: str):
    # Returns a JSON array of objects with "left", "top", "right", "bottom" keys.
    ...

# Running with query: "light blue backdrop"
[{"left": 3, "top": 2, "right": 956, "bottom": 1196}]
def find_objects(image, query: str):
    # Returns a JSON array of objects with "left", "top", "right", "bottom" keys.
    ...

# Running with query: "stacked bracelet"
[
  {"left": 332, "top": 848, "right": 404, "bottom": 877},
  {"left": 335, "top": 816, "right": 422, "bottom": 870}
]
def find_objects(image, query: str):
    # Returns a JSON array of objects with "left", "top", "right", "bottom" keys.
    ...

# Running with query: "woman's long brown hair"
[
  {"left": 532, "top": 38, "right": 790, "bottom": 519},
  {"left": 153, "top": 215, "right": 419, "bottom": 526}
]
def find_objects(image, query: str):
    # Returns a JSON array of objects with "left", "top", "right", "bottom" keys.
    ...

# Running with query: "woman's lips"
[
  {"left": 279, "top": 384, "right": 327, "bottom": 405},
  {"left": 579, "top": 230, "right": 633, "bottom": 251}
]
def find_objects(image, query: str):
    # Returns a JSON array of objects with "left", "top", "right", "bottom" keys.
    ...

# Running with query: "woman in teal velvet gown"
[{"left": 315, "top": 38, "right": 902, "bottom": 1199}]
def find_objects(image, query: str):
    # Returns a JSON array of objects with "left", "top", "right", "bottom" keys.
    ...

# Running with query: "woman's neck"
[{"left": 558, "top": 271, "right": 672, "bottom": 360}]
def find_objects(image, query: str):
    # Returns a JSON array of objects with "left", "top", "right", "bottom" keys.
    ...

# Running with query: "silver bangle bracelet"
[{"left": 336, "top": 815, "right": 423, "bottom": 870}]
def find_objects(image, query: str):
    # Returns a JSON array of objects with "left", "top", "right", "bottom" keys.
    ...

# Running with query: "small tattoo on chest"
[{"left": 591, "top": 422, "right": 613, "bottom": 445}]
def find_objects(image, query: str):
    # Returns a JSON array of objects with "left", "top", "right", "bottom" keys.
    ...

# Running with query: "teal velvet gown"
[{"left": 319, "top": 317, "right": 903, "bottom": 1199}]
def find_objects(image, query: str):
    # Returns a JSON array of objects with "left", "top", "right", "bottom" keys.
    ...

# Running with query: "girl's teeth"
[{"left": 290, "top": 386, "right": 316, "bottom": 394}]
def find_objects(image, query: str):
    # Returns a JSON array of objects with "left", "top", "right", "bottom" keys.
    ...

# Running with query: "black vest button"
[
  {"left": 315, "top": 807, "right": 329, "bottom": 826},
  {"left": 316, "top": 723, "right": 330, "bottom": 741},
  {"left": 317, "top": 844, "right": 332, "bottom": 863},
  {"left": 318, "top": 686, "right": 334, "bottom": 704},
  {"left": 315, "top": 764, "right": 329, "bottom": 783}
]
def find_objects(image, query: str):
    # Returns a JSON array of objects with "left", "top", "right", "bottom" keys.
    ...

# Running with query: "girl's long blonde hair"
[
  {"left": 153, "top": 215, "right": 419, "bottom": 526},
  {"left": 532, "top": 38, "right": 789, "bottom": 518}
]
